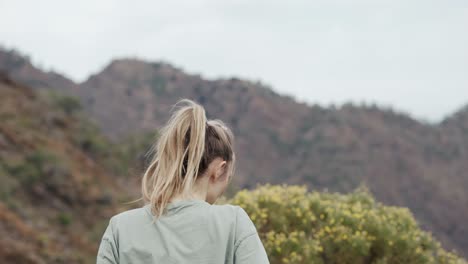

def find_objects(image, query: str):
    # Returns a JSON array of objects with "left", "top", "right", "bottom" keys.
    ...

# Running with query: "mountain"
[
  {"left": 1, "top": 48, "right": 467, "bottom": 257},
  {"left": 441, "top": 105, "right": 468, "bottom": 152},
  {"left": 0, "top": 48, "right": 77, "bottom": 92}
]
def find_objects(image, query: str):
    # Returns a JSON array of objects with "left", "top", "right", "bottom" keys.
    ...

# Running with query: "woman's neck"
[{"left": 170, "top": 178, "right": 209, "bottom": 203}]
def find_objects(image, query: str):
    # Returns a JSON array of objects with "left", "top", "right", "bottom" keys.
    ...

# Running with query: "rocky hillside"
[
  {"left": 0, "top": 73, "right": 130, "bottom": 263},
  {"left": 1, "top": 48, "right": 467, "bottom": 257},
  {"left": 0, "top": 49, "right": 77, "bottom": 92}
]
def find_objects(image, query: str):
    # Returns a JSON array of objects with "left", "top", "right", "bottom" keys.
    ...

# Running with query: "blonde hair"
[{"left": 141, "top": 99, "right": 235, "bottom": 219}]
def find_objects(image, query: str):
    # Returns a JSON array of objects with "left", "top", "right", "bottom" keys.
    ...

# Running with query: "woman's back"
[
  {"left": 97, "top": 99, "right": 269, "bottom": 263},
  {"left": 97, "top": 199, "right": 269, "bottom": 264}
]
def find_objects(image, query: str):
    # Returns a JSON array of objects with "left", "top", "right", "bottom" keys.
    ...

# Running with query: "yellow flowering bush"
[{"left": 228, "top": 184, "right": 466, "bottom": 264}]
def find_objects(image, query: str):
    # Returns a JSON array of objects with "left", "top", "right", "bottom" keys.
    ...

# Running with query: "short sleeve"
[
  {"left": 96, "top": 217, "right": 119, "bottom": 264},
  {"left": 234, "top": 207, "right": 270, "bottom": 264}
]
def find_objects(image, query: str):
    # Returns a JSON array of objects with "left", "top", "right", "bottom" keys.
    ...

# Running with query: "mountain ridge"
[{"left": 2, "top": 47, "right": 464, "bottom": 124}]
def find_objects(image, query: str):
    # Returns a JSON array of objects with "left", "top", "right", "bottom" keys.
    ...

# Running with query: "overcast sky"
[{"left": 1, "top": 0, "right": 467, "bottom": 122}]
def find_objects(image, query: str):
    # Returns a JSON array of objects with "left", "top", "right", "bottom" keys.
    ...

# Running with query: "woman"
[{"left": 97, "top": 99, "right": 269, "bottom": 264}]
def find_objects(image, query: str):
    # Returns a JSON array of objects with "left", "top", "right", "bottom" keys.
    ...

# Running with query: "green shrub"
[
  {"left": 57, "top": 212, "right": 72, "bottom": 226},
  {"left": 0, "top": 164, "right": 18, "bottom": 201},
  {"left": 72, "top": 118, "right": 109, "bottom": 158},
  {"left": 103, "top": 131, "right": 157, "bottom": 177},
  {"left": 46, "top": 91, "right": 82, "bottom": 115},
  {"left": 7, "top": 150, "right": 59, "bottom": 186},
  {"left": 4, "top": 150, "right": 70, "bottom": 193},
  {"left": 228, "top": 184, "right": 465, "bottom": 264},
  {"left": 149, "top": 77, "right": 167, "bottom": 95}
]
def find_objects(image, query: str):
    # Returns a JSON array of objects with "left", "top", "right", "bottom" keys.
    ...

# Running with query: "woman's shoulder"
[
  {"left": 107, "top": 206, "right": 149, "bottom": 228},
  {"left": 210, "top": 204, "right": 257, "bottom": 237},
  {"left": 212, "top": 203, "right": 253, "bottom": 219},
  {"left": 209, "top": 203, "right": 244, "bottom": 219}
]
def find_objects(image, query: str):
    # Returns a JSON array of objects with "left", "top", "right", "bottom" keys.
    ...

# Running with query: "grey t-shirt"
[{"left": 96, "top": 199, "right": 270, "bottom": 264}]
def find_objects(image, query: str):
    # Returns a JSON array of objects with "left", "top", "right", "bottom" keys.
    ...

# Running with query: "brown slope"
[
  {"left": 0, "top": 73, "right": 126, "bottom": 263},
  {"left": 0, "top": 201, "right": 69, "bottom": 264},
  {"left": 0, "top": 48, "right": 78, "bottom": 92}
]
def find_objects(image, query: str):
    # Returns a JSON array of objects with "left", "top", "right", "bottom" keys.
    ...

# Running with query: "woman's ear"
[{"left": 214, "top": 160, "right": 227, "bottom": 181}]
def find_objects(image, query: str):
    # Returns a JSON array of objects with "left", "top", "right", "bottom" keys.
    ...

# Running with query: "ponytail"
[{"left": 141, "top": 99, "right": 235, "bottom": 219}]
